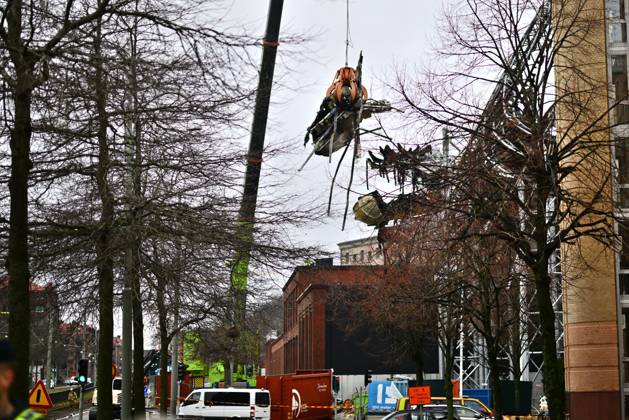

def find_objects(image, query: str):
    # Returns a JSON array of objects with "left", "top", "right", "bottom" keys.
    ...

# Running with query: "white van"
[{"left": 178, "top": 388, "right": 271, "bottom": 420}]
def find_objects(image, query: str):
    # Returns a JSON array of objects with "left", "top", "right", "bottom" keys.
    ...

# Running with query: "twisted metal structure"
[{"left": 364, "top": 1, "right": 561, "bottom": 395}]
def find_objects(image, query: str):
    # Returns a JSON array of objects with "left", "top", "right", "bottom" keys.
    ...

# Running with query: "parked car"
[
  {"left": 178, "top": 388, "right": 270, "bottom": 419},
  {"left": 430, "top": 397, "right": 493, "bottom": 418},
  {"left": 424, "top": 404, "right": 490, "bottom": 420},
  {"left": 396, "top": 397, "right": 493, "bottom": 419},
  {"left": 381, "top": 410, "right": 419, "bottom": 420},
  {"left": 381, "top": 408, "right": 461, "bottom": 420}
]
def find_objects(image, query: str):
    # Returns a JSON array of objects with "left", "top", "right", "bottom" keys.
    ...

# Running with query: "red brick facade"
[{"left": 264, "top": 265, "right": 383, "bottom": 375}]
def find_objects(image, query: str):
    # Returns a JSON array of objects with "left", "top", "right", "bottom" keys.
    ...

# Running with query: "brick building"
[{"left": 264, "top": 263, "right": 438, "bottom": 377}]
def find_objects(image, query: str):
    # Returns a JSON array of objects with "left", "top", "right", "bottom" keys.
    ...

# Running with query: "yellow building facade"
[{"left": 557, "top": 0, "right": 628, "bottom": 418}]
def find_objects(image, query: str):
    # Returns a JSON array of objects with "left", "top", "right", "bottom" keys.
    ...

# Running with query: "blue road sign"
[{"left": 367, "top": 380, "right": 405, "bottom": 413}]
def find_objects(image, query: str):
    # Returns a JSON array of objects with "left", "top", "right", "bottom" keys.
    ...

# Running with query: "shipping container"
[
  {"left": 152, "top": 373, "right": 194, "bottom": 407},
  {"left": 257, "top": 370, "right": 333, "bottom": 420}
]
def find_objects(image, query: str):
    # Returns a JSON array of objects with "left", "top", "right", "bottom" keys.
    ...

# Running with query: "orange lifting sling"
[{"left": 325, "top": 66, "right": 368, "bottom": 107}]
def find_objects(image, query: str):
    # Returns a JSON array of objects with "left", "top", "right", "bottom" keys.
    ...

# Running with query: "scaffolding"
[{"left": 452, "top": 0, "right": 564, "bottom": 393}]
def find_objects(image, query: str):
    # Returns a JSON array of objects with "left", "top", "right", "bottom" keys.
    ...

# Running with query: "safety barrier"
[{"left": 49, "top": 388, "right": 94, "bottom": 411}]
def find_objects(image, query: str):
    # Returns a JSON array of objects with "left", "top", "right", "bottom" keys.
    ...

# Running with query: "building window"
[
  {"left": 608, "top": 0, "right": 627, "bottom": 42},
  {"left": 368, "top": 251, "right": 372, "bottom": 261},
  {"left": 360, "top": 251, "right": 364, "bottom": 262},
  {"left": 352, "top": 254, "right": 357, "bottom": 262},
  {"left": 612, "top": 55, "right": 629, "bottom": 123},
  {"left": 610, "top": 22, "right": 628, "bottom": 43},
  {"left": 623, "top": 307, "right": 629, "bottom": 389},
  {"left": 618, "top": 138, "right": 629, "bottom": 208},
  {"left": 345, "top": 253, "right": 350, "bottom": 264},
  {"left": 621, "top": 273, "right": 629, "bottom": 295},
  {"left": 620, "top": 308, "right": 629, "bottom": 358},
  {"left": 609, "top": 0, "right": 626, "bottom": 19},
  {"left": 621, "top": 224, "right": 629, "bottom": 269}
]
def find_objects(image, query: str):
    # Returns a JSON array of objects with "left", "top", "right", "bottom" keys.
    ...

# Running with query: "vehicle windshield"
[
  {"left": 184, "top": 392, "right": 201, "bottom": 406},
  {"left": 112, "top": 379, "right": 122, "bottom": 390},
  {"left": 456, "top": 406, "right": 480, "bottom": 415},
  {"left": 464, "top": 401, "right": 485, "bottom": 413}
]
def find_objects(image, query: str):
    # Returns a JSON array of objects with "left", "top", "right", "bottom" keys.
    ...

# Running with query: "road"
[{"left": 52, "top": 409, "right": 175, "bottom": 420}]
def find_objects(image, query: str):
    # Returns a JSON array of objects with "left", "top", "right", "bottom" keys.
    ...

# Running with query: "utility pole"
[
  {"left": 226, "top": 0, "right": 284, "bottom": 386},
  {"left": 459, "top": 321, "right": 464, "bottom": 398},
  {"left": 79, "top": 382, "right": 85, "bottom": 420}
]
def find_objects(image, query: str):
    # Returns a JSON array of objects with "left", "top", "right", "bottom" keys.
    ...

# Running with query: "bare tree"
[
  {"left": 456, "top": 234, "right": 523, "bottom": 420},
  {"left": 0, "top": 0, "right": 126, "bottom": 404},
  {"left": 384, "top": 1, "right": 621, "bottom": 419}
]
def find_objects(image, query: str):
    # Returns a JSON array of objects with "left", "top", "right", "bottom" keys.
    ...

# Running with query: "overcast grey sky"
[
  {"left": 224, "top": 0, "right": 445, "bottom": 254},
  {"left": 125, "top": 0, "right": 448, "bottom": 345}
]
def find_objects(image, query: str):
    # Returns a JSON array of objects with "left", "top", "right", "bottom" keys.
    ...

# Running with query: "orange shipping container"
[{"left": 257, "top": 370, "right": 333, "bottom": 420}]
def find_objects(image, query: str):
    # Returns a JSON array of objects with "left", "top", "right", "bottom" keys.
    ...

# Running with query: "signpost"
[
  {"left": 452, "top": 380, "right": 460, "bottom": 398},
  {"left": 409, "top": 386, "right": 431, "bottom": 417},
  {"left": 28, "top": 379, "right": 53, "bottom": 415},
  {"left": 367, "top": 380, "right": 405, "bottom": 413},
  {"left": 408, "top": 386, "right": 431, "bottom": 405}
]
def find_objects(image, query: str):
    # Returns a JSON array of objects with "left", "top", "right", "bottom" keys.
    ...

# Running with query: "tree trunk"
[
  {"left": 45, "top": 306, "right": 55, "bottom": 388},
  {"left": 6, "top": 0, "right": 34, "bottom": 406},
  {"left": 224, "top": 359, "right": 234, "bottom": 386},
  {"left": 441, "top": 334, "right": 455, "bottom": 420},
  {"left": 158, "top": 328, "right": 169, "bottom": 414},
  {"left": 413, "top": 338, "right": 424, "bottom": 386},
  {"left": 510, "top": 275, "right": 523, "bottom": 420},
  {"left": 223, "top": 360, "right": 232, "bottom": 386},
  {"left": 156, "top": 264, "right": 169, "bottom": 414},
  {"left": 486, "top": 337, "right": 503, "bottom": 420},
  {"left": 511, "top": 336, "right": 522, "bottom": 420},
  {"left": 535, "top": 267, "right": 564, "bottom": 420},
  {"left": 132, "top": 257, "right": 145, "bottom": 417},
  {"left": 127, "top": 32, "right": 145, "bottom": 416},
  {"left": 443, "top": 342, "right": 455, "bottom": 420},
  {"left": 93, "top": 13, "right": 115, "bottom": 420},
  {"left": 170, "top": 276, "right": 180, "bottom": 415}
]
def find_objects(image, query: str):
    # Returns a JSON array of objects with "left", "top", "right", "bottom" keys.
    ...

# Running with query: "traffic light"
[
  {"left": 332, "top": 376, "right": 340, "bottom": 393},
  {"left": 77, "top": 359, "right": 89, "bottom": 385},
  {"left": 177, "top": 363, "right": 187, "bottom": 380},
  {"left": 364, "top": 370, "right": 372, "bottom": 388}
]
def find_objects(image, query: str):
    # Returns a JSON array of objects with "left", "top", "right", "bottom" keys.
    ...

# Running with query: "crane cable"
[{"left": 345, "top": 0, "right": 351, "bottom": 66}]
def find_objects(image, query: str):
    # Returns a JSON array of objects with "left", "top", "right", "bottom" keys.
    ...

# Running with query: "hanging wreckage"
[
  {"left": 353, "top": 2, "right": 555, "bottom": 229},
  {"left": 300, "top": 52, "right": 393, "bottom": 170},
  {"left": 300, "top": 52, "right": 396, "bottom": 229},
  {"left": 353, "top": 142, "right": 445, "bottom": 227}
]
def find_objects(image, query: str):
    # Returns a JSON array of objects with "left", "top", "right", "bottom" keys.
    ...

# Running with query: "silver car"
[
  {"left": 382, "top": 405, "right": 490, "bottom": 420},
  {"left": 424, "top": 404, "right": 492, "bottom": 420}
]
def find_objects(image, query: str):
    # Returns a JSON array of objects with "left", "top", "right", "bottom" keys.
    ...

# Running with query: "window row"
[{"left": 342, "top": 250, "right": 378, "bottom": 264}]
